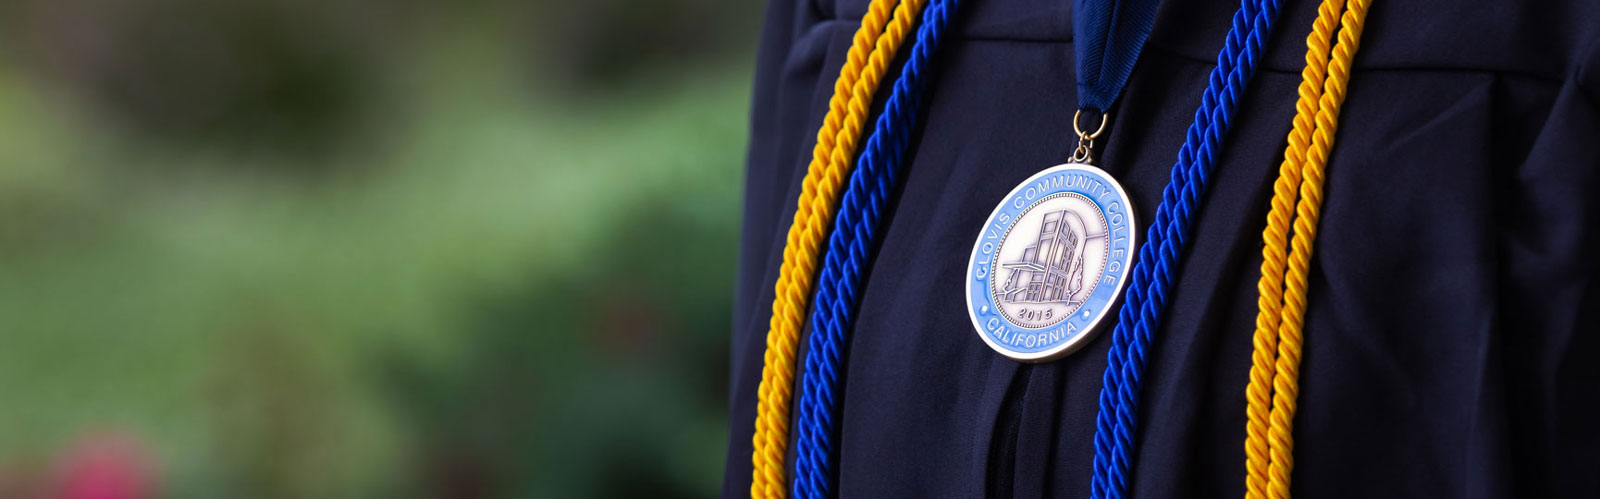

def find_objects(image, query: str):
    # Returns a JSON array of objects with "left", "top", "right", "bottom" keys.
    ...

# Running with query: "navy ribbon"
[{"left": 1074, "top": 0, "right": 1163, "bottom": 112}]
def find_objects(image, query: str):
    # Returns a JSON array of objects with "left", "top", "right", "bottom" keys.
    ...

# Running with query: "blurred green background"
[{"left": 0, "top": 0, "right": 759, "bottom": 497}]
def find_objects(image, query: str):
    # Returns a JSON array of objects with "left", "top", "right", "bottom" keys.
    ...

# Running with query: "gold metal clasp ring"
[
  {"left": 1071, "top": 109, "right": 1110, "bottom": 164},
  {"left": 1073, "top": 109, "right": 1109, "bottom": 140}
]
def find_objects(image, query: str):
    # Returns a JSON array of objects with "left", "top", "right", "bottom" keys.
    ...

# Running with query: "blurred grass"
[{"left": 0, "top": 13, "right": 751, "bottom": 496}]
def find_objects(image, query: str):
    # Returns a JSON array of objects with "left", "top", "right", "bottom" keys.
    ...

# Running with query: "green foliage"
[{"left": 0, "top": 20, "right": 750, "bottom": 497}]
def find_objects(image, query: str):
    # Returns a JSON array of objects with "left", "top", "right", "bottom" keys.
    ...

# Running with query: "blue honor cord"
[
  {"left": 1088, "top": 0, "right": 1286, "bottom": 497},
  {"left": 789, "top": 0, "right": 964, "bottom": 497}
]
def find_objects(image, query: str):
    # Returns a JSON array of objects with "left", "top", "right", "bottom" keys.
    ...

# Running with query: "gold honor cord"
[
  {"left": 1243, "top": 0, "right": 1372, "bottom": 497},
  {"left": 750, "top": 0, "right": 928, "bottom": 496}
]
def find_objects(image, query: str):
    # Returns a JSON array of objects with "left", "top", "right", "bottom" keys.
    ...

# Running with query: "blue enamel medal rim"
[{"left": 964, "top": 163, "right": 1137, "bottom": 362}]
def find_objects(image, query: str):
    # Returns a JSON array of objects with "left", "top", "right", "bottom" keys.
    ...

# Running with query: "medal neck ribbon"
[
  {"left": 1071, "top": 0, "right": 1163, "bottom": 163},
  {"left": 748, "top": 0, "right": 927, "bottom": 496},
  {"left": 1088, "top": 0, "right": 1285, "bottom": 497},
  {"left": 1075, "top": 0, "right": 1163, "bottom": 114},
  {"left": 1242, "top": 0, "right": 1371, "bottom": 497}
]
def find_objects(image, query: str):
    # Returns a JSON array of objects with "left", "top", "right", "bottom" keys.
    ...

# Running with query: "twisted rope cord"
[
  {"left": 1242, "top": 0, "right": 1344, "bottom": 496},
  {"left": 1089, "top": 0, "right": 1285, "bottom": 496},
  {"left": 750, "top": 0, "right": 927, "bottom": 496},
  {"left": 791, "top": 0, "right": 959, "bottom": 495},
  {"left": 1246, "top": 1, "right": 1372, "bottom": 497}
]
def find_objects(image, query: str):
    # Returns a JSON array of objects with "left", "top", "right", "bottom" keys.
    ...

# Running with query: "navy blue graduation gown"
[{"left": 725, "top": 0, "right": 1600, "bottom": 496}]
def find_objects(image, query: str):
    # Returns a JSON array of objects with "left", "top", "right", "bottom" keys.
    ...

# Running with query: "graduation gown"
[{"left": 725, "top": 0, "right": 1600, "bottom": 496}]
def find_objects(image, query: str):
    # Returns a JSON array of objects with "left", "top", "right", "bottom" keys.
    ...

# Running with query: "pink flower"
[{"left": 52, "top": 432, "right": 155, "bottom": 499}]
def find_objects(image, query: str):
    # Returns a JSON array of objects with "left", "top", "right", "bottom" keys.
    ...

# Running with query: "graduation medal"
[{"left": 965, "top": 112, "right": 1135, "bottom": 362}]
